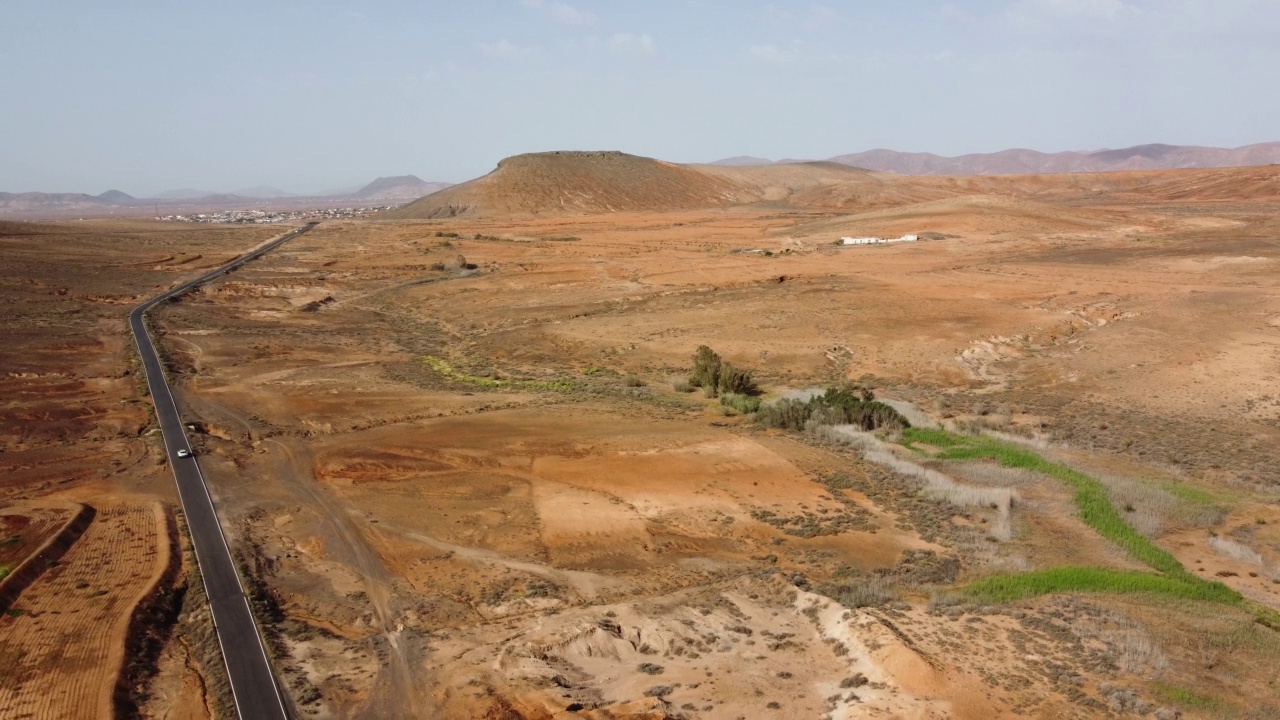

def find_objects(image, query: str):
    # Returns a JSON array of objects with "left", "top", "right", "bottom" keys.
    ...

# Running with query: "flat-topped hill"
[{"left": 388, "top": 151, "right": 749, "bottom": 218}]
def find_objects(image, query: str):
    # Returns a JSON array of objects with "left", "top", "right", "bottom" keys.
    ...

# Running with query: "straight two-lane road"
[{"left": 130, "top": 222, "right": 316, "bottom": 720}]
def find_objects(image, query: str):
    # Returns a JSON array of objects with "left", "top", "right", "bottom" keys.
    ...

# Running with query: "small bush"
[
  {"left": 840, "top": 673, "right": 868, "bottom": 688},
  {"left": 690, "top": 345, "right": 722, "bottom": 390},
  {"left": 720, "top": 393, "right": 762, "bottom": 414},
  {"left": 717, "top": 362, "right": 758, "bottom": 396},
  {"left": 688, "top": 345, "right": 758, "bottom": 397},
  {"left": 673, "top": 380, "right": 692, "bottom": 393},
  {"left": 756, "top": 398, "right": 811, "bottom": 430},
  {"left": 645, "top": 685, "right": 674, "bottom": 698},
  {"left": 623, "top": 375, "right": 646, "bottom": 387}
]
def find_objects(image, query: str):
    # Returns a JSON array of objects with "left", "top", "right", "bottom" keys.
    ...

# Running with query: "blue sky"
[{"left": 2, "top": 0, "right": 1277, "bottom": 195}]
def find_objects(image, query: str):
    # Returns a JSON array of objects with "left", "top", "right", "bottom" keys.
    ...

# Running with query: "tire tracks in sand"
[{"left": 266, "top": 438, "right": 424, "bottom": 719}]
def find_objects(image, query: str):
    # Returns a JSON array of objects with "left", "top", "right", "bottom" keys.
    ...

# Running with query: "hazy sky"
[{"left": 2, "top": 0, "right": 1277, "bottom": 195}]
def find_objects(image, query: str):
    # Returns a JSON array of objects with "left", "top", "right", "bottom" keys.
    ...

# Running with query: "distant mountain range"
[
  {"left": 0, "top": 175, "right": 453, "bottom": 217},
  {"left": 710, "top": 142, "right": 1280, "bottom": 175},
  {"left": 388, "top": 149, "right": 1280, "bottom": 220}
]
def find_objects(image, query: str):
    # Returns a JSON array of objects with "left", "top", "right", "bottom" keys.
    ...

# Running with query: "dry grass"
[
  {"left": 1070, "top": 610, "right": 1169, "bottom": 675},
  {"left": 935, "top": 459, "right": 1040, "bottom": 488},
  {"left": 1208, "top": 535, "right": 1263, "bottom": 565},
  {"left": 812, "top": 425, "right": 1017, "bottom": 540},
  {"left": 880, "top": 399, "right": 939, "bottom": 429},
  {"left": 815, "top": 575, "right": 897, "bottom": 609}
]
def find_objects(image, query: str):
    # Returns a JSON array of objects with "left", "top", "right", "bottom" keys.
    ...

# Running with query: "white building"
[{"left": 840, "top": 234, "right": 919, "bottom": 246}]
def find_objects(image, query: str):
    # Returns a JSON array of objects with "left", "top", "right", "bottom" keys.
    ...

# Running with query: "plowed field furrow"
[
  {"left": 0, "top": 503, "right": 170, "bottom": 720},
  {"left": 0, "top": 506, "right": 72, "bottom": 568}
]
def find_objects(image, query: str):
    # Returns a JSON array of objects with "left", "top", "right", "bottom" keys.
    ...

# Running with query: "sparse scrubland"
[{"left": 5, "top": 157, "right": 1280, "bottom": 718}]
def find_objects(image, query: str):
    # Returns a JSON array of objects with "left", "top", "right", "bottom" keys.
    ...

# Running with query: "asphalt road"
[{"left": 129, "top": 222, "right": 315, "bottom": 720}]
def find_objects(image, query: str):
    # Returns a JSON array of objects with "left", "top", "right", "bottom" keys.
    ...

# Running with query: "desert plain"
[{"left": 2, "top": 152, "right": 1280, "bottom": 719}]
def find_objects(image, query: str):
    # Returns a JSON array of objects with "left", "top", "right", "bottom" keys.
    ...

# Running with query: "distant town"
[{"left": 156, "top": 205, "right": 400, "bottom": 224}]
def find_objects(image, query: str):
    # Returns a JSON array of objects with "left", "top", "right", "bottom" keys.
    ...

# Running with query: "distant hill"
[
  {"left": 0, "top": 192, "right": 126, "bottom": 213},
  {"left": 708, "top": 156, "right": 773, "bottom": 167},
  {"left": 388, "top": 151, "right": 749, "bottom": 218},
  {"left": 389, "top": 151, "right": 905, "bottom": 219},
  {"left": 97, "top": 189, "right": 136, "bottom": 204},
  {"left": 351, "top": 175, "right": 452, "bottom": 200},
  {"left": 232, "top": 185, "right": 295, "bottom": 198},
  {"left": 818, "top": 142, "right": 1280, "bottom": 175},
  {"left": 153, "top": 188, "right": 217, "bottom": 200},
  {"left": 145, "top": 177, "right": 451, "bottom": 202},
  {"left": 0, "top": 173, "right": 454, "bottom": 217},
  {"left": 710, "top": 142, "right": 1280, "bottom": 175}
]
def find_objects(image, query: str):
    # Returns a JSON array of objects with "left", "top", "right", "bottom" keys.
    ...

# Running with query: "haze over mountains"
[
  {"left": 8, "top": 141, "right": 1279, "bottom": 220},
  {"left": 0, "top": 175, "right": 453, "bottom": 217},
  {"left": 713, "top": 142, "right": 1280, "bottom": 175}
]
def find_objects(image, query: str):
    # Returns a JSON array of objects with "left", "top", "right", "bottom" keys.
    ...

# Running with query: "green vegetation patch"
[
  {"left": 908, "top": 428, "right": 1248, "bottom": 607},
  {"left": 902, "top": 428, "right": 1193, "bottom": 579},
  {"left": 899, "top": 427, "right": 968, "bottom": 450},
  {"left": 423, "top": 356, "right": 574, "bottom": 391},
  {"left": 1150, "top": 682, "right": 1225, "bottom": 713},
  {"left": 964, "top": 567, "right": 1241, "bottom": 604},
  {"left": 0, "top": 565, "right": 9, "bottom": 582},
  {"left": 1161, "top": 481, "right": 1224, "bottom": 506},
  {"left": 720, "top": 393, "right": 761, "bottom": 414}
]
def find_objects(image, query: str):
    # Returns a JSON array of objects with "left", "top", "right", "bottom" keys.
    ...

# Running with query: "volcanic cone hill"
[
  {"left": 387, "top": 151, "right": 890, "bottom": 218},
  {"left": 389, "top": 151, "right": 745, "bottom": 218}
]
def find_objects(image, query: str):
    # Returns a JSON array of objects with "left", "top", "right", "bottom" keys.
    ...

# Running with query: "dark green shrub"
[
  {"left": 756, "top": 387, "right": 908, "bottom": 432},
  {"left": 690, "top": 345, "right": 722, "bottom": 390},
  {"left": 688, "top": 346, "right": 759, "bottom": 397},
  {"left": 717, "top": 362, "right": 758, "bottom": 396}
]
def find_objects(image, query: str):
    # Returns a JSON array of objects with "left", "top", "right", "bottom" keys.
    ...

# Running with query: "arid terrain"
[{"left": 2, "top": 154, "right": 1279, "bottom": 719}]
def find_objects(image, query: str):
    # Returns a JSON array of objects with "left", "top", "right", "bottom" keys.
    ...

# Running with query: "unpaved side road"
[{"left": 267, "top": 438, "right": 424, "bottom": 719}]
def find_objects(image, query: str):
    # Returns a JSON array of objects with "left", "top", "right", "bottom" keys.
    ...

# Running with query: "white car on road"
[{"left": 177, "top": 449, "right": 192, "bottom": 458}]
